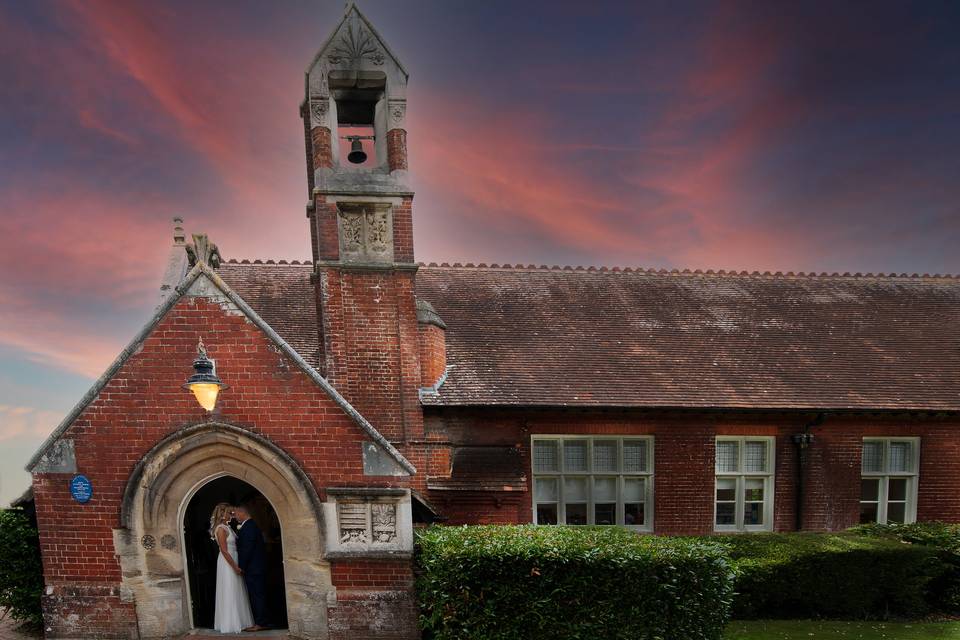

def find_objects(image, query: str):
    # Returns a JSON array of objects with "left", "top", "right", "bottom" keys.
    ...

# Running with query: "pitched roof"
[
  {"left": 218, "top": 261, "right": 319, "bottom": 366},
  {"left": 415, "top": 264, "right": 960, "bottom": 411},
  {"left": 27, "top": 261, "right": 414, "bottom": 474}
]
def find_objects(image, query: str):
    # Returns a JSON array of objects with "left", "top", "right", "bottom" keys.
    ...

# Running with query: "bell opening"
[{"left": 338, "top": 125, "right": 376, "bottom": 168}]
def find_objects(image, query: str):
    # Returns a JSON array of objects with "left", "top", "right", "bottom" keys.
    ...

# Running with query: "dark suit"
[{"left": 236, "top": 518, "right": 269, "bottom": 627}]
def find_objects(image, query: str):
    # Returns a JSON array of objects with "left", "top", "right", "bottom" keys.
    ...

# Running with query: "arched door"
[
  {"left": 114, "top": 422, "right": 331, "bottom": 639},
  {"left": 182, "top": 475, "right": 288, "bottom": 630}
]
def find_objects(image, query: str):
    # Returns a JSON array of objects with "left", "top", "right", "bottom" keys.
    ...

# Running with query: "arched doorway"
[
  {"left": 182, "top": 475, "right": 288, "bottom": 630},
  {"left": 114, "top": 422, "right": 332, "bottom": 639}
]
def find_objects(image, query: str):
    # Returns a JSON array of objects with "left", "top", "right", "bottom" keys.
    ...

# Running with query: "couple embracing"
[{"left": 209, "top": 503, "right": 271, "bottom": 633}]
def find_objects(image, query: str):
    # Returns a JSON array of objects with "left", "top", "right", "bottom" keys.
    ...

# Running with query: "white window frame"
[
  {"left": 860, "top": 437, "right": 920, "bottom": 525},
  {"left": 531, "top": 435, "right": 654, "bottom": 532},
  {"left": 714, "top": 436, "right": 775, "bottom": 532}
]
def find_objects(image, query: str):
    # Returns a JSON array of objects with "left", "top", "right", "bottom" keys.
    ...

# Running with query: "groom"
[{"left": 235, "top": 504, "right": 269, "bottom": 631}]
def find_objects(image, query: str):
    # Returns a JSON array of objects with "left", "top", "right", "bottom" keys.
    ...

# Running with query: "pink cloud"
[
  {"left": 0, "top": 405, "right": 64, "bottom": 443},
  {"left": 62, "top": 0, "right": 304, "bottom": 215}
]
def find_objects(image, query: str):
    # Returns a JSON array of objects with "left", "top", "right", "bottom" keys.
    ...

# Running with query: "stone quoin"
[{"left": 26, "top": 3, "right": 960, "bottom": 640}]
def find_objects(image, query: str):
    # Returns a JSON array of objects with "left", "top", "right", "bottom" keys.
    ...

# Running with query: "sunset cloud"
[
  {"left": 0, "top": 405, "right": 62, "bottom": 443},
  {"left": 0, "top": 0, "right": 957, "bottom": 460}
]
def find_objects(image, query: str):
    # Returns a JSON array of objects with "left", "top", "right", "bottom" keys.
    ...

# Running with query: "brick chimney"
[{"left": 416, "top": 299, "right": 446, "bottom": 389}]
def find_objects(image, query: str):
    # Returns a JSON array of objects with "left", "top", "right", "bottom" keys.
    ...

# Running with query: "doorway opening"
[{"left": 183, "top": 475, "right": 288, "bottom": 630}]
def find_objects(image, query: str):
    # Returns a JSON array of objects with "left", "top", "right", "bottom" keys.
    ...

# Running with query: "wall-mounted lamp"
[{"left": 183, "top": 338, "right": 228, "bottom": 411}]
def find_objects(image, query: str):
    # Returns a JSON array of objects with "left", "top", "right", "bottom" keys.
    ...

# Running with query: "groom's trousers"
[{"left": 244, "top": 572, "right": 269, "bottom": 627}]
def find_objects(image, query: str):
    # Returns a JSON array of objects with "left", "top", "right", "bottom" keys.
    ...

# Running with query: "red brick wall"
[
  {"left": 327, "top": 560, "right": 417, "bottom": 640},
  {"left": 386, "top": 129, "right": 407, "bottom": 172},
  {"left": 32, "top": 294, "right": 414, "bottom": 638},
  {"left": 654, "top": 423, "right": 716, "bottom": 535},
  {"left": 801, "top": 422, "right": 862, "bottom": 530},
  {"left": 417, "top": 324, "right": 446, "bottom": 387},
  {"left": 392, "top": 196, "right": 414, "bottom": 264},
  {"left": 311, "top": 195, "right": 340, "bottom": 263},
  {"left": 330, "top": 560, "right": 413, "bottom": 590},
  {"left": 916, "top": 424, "right": 960, "bottom": 521},
  {"left": 316, "top": 268, "right": 424, "bottom": 445},
  {"left": 424, "top": 409, "right": 960, "bottom": 534},
  {"left": 312, "top": 126, "right": 333, "bottom": 169},
  {"left": 40, "top": 585, "right": 138, "bottom": 640}
]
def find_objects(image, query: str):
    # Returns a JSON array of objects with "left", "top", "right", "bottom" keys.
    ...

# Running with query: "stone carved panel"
[
  {"left": 309, "top": 98, "right": 329, "bottom": 128},
  {"left": 324, "top": 488, "right": 412, "bottom": 557},
  {"left": 337, "top": 502, "right": 369, "bottom": 545},
  {"left": 371, "top": 503, "right": 397, "bottom": 543},
  {"left": 388, "top": 100, "right": 406, "bottom": 129},
  {"left": 365, "top": 209, "right": 390, "bottom": 253},
  {"left": 32, "top": 439, "right": 77, "bottom": 473},
  {"left": 327, "top": 20, "right": 385, "bottom": 67},
  {"left": 337, "top": 204, "right": 393, "bottom": 264},
  {"left": 336, "top": 500, "right": 398, "bottom": 548},
  {"left": 340, "top": 210, "right": 365, "bottom": 254}
]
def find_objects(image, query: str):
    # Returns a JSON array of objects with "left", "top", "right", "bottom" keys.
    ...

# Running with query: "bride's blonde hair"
[{"left": 209, "top": 502, "right": 233, "bottom": 540}]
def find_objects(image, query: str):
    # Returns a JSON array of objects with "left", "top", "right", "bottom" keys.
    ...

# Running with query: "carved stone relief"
[
  {"left": 370, "top": 503, "right": 397, "bottom": 543},
  {"left": 337, "top": 204, "right": 393, "bottom": 264},
  {"left": 336, "top": 501, "right": 398, "bottom": 547},
  {"left": 337, "top": 502, "right": 369, "bottom": 545},
  {"left": 388, "top": 101, "right": 406, "bottom": 129},
  {"left": 32, "top": 439, "right": 77, "bottom": 473},
  {"left": 323, "top": 488, "right": 412, "bottom": 557},
  {"left": 327, "top": 21, "right": 385, "bottom": 67},
  {"left": 186, "top": 234, "right": 221, "bottom": 269},
  {"left": 309, "top": 98, "right": 329, "bottom": 128},
  {"left": 365, "top": 209, "right": 390, "bottom": 254}
]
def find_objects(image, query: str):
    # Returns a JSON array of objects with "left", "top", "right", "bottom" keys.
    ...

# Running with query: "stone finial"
[
  {"left": 159, "top": 218, "right": 190, "bottom": 306},
  {"left": 186, "top": 233, "right": 222, "bottom": 269},
  {"left": 173, "top": 217, "right": 185, "bottom": 245}
]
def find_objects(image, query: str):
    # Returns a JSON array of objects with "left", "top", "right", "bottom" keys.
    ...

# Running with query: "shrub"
[
  {"left": 0, "top": 509, "right": 44, "bottom": 628},
  {"left": 717, "top": 532, "right": 944, "bottom": 619},
  {"left": 415, "top": 525, "right": 734, "bottom": 640},
  {"left": 853, "top": 521, "right": 960, "bottom": 552},
  {"left": 853, "top": 522, "right": 960, "bottom": 612}
]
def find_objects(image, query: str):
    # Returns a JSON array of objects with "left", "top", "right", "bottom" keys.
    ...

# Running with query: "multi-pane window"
[
  {"left": 715, "top": 437, "right": 774, "bottom": 532},
  {"left": 860, "top": 438, "right": 919, "bottom": 524},
  {"left": 532, "top": 437, "right": 653, "bottom": 530}
]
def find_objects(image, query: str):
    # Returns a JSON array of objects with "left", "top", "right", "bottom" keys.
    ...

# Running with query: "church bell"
[{"left": 347, "top": 137, "right": 368, "bottom": 164}]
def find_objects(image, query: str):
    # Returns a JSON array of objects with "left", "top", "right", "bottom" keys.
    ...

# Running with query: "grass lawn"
[{"left": 725, "top": 620, "right": 960, "bottom": 639}]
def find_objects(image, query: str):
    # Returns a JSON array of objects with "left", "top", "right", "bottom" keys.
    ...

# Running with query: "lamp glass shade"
[{"left": 189, "top": 382, "right": 221, "bottom": 412}]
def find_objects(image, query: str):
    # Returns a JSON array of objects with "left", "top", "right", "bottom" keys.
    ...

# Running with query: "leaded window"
[
  {"left": 860, "top": 438, "right": 919, "bottom": 525},
  {"left": 532, "top": 437, "right": 653, "bottom": 530},
  {"left": 715, "top": 437, "right": 775, "bottom": 532}
]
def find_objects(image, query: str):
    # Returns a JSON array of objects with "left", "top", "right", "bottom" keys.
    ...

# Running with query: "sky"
[{"left": 1, "top": 0, "right": 959, "bottom": 505}]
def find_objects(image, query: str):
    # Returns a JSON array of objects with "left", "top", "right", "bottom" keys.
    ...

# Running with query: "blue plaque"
[{"left": 70, "top": 474, "right": 93, "bottom": 504}]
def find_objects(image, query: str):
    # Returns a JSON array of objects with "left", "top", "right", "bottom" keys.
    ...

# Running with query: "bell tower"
[{"left": 302, "top": 3, "right": 422, "bottom": 444}]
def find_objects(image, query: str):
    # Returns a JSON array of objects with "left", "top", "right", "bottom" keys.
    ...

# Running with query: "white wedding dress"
[{"left": 213, "top": 524, "right": 254, "bottom": 633}]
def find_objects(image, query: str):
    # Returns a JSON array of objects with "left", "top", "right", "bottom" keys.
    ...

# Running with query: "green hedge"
[
  {"left": 853, "top": 522, "right": 960, "bottom": 612},
  {"left": 717, "top": 532, "right": 944, "bottom": 619},
  {"left": 416, "top": 525, "right": 734, "bottom": 640},
  {"left": 0, "top": 509, "right": 44, "bottom": 628}
]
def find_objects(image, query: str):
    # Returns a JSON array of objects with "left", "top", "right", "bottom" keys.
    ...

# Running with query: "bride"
[{"left": 210, "top": 503, "right": 254, "bottom": 633}]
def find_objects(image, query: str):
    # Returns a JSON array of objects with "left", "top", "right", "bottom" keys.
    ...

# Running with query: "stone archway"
[{"left": 114, "top": 422, "right": 331, "bottom": 639}]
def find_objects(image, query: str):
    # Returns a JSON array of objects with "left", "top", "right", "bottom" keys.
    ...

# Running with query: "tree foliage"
[{"left": 0, "top": 509, "right": 44, "bottom": 628}]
